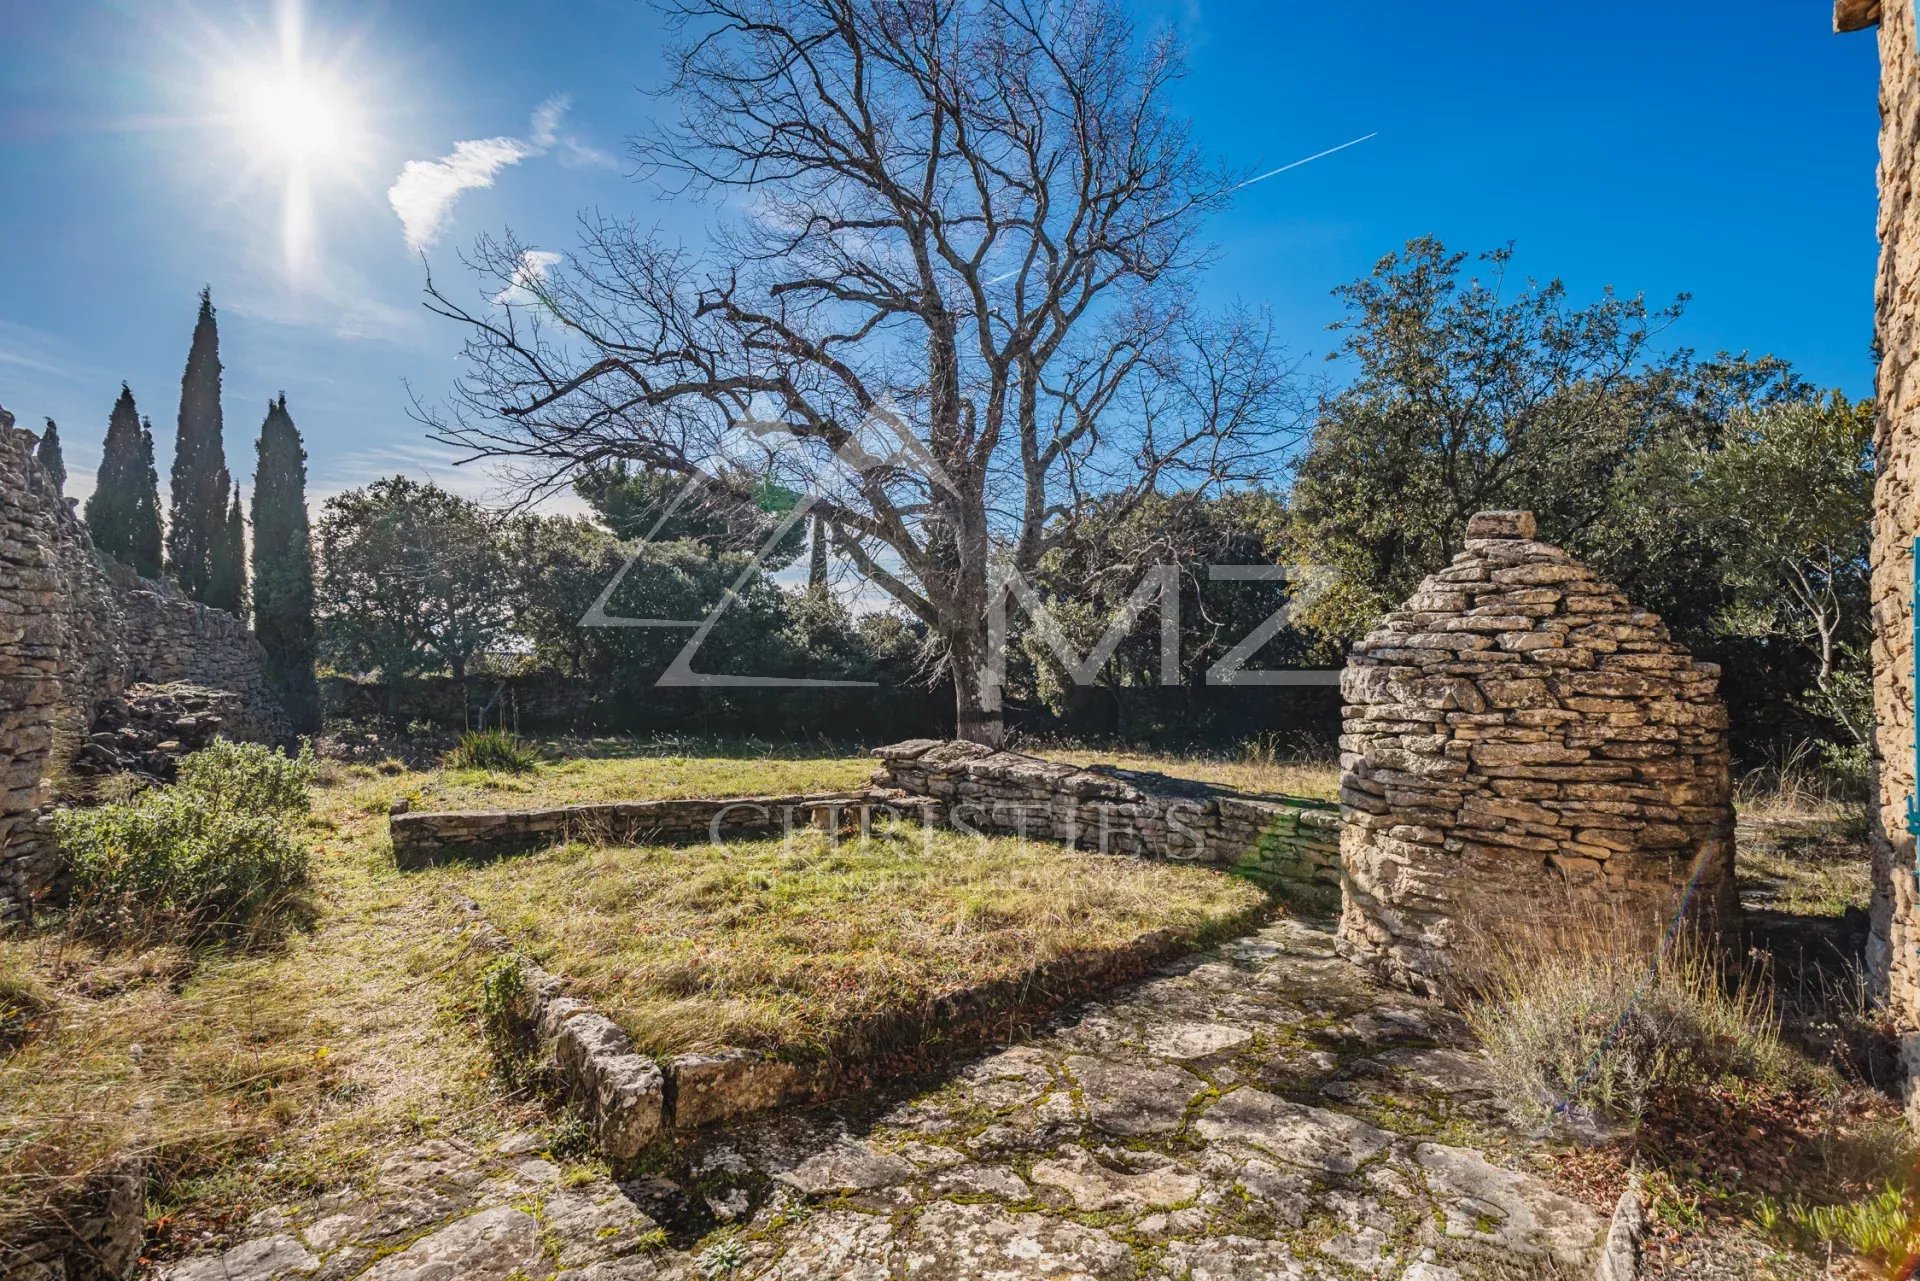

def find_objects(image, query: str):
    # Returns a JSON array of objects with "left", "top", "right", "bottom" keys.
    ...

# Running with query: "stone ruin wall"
[
  {"left": 1337, "top": 511, "right": 1735, "bottom": 994},
  {"left": 1, "top": 417, "right": 288, "bottom": 924},
  {"left": 1866, "top": 0, "right": 1920, "bottom": 1101},
  {"left": 870, "top": 740, "right": 1345, "bottom": 906}
]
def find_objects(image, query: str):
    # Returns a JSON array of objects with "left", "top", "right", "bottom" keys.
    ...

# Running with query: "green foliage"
[
  {"left": 85, "top": 386, "right": 165, "bottom": 577},
  {"left": 1780, "top": 1184, "right": 1917, "bottom": 1257},
  {"left": 169, "top": 288, "right": 232, "bottom": 603},
  {"left": 57, "top": 742, "right": 314, "bottom": 942},
  {"left": 475, "top": 953, "right": 538, "bottom": 1089},
  {"left": 34, "top": 419, "right": 64, "bottom": 493},
  {"left": 573, "top": 462, "right": 805, "bottom": 568},
  {"left": 175, "top": 739, "right": 316, "bottom": 818},
  {"left": 317, "top": 477, "right": 512, "bottom": 717},
  {"left": 251, "top": 395, "right": 320, "bottom": 733},
  {"left": 448, "top": 730, "right": 539, "bottom": 774},
  {"left": 1289, "top": 236, "right": 1867, "bottom": 756},
  {"left": 207, "top": 486, "right": 247, "bottom": 616}
]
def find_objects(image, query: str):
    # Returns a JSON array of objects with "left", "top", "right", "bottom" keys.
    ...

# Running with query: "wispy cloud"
[
  {"left": 387, "top": 96, "right": 613, "bottom": 253},
  {"left": 389, "top": 136, "right": 536, "bottom": 253}
]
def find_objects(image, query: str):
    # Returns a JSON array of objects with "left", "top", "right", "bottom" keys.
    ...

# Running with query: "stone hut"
[{"left": 1336, "top": 511, "right": 1735, "bottom": 993}]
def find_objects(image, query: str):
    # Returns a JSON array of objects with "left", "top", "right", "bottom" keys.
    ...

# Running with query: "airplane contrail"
[{"left": 1235, "top": 131, "right": 1379, "bottom": 190}]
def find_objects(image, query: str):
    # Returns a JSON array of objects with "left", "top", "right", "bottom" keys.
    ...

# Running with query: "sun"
[{"left": 233, "top": 67, "right": 357, "bottom": 169}]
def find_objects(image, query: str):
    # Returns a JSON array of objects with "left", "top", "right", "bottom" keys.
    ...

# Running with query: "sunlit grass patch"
[
  {"left": 417, "top": 740, "right": 874, "bottom": 812},
  {"left": 444, "top": 822, "right": 1268, "bottom": 1061}
]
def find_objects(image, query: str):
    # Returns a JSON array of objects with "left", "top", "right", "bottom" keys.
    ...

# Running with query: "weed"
[{"left": 447, "top": 730, "right": 539, "bottom": 775}]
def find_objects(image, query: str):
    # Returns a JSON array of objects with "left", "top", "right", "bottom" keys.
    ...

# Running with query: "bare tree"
[{"left": 420, "top": 0, "right": 1297, "bottom": 744}]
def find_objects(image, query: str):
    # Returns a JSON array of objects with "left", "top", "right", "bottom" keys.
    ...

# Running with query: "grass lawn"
[
  {"left": 413, "top": 738, "right": 876, "bottom": 812},
  {"left": 444, "top": 822, "right": 1269, "bottom": 1060}
]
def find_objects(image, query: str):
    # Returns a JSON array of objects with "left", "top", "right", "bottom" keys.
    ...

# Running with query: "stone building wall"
[
  {"left": 1336, "top": 511, "right": 1735, "bottom": 994},
  {"left": 1, "top": 417, "right": 127, "bottom": 924},
  {"left": 0, "top": 416, "right": 287, "bottom": 924},
  {"left": 870, "top": 740, "right": 1345, "bottom": 906},
  {"left": 1864, "top": 0, "right": 1920, "bottom": 1100}
]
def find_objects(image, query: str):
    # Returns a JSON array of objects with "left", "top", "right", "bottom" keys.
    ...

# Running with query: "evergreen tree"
[
  {"left": 808, "top": 513, "right": 829, "bottom": 593},
  {"left": 208, "top": 478, "right": 246, "bottom": 615},
  {"left": 35, "top": 420, "right": 65, "bottom": 493},
  {"left": 132, "top": 418, "right": 164, "bottom": 577},
  {"left": 86, "top": 386, "right": 148, "bottom": 565},
  {"left": 251, "top": 395, "right": 319, "bottom": 732},
  {"left": 168, "top": 287, "right": 229, "bottom": 600}
]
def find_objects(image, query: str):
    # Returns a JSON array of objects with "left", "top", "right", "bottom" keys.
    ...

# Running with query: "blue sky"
[{"left": 0, "top": 0, "right": 1884, "bottom": 511}]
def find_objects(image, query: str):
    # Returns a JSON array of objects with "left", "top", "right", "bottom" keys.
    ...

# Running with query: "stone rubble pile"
[
  {"left": 1338, "top": 510, "right": 1735, "bottom": 993},
  {"left": 70, "top": 683, "right": 242, "bottom": 783}
]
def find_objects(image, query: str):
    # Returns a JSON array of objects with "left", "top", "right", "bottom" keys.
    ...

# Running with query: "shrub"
[
  {"left": 475, "top": 953, "right": 539, "bottom": 1090},
  {"left": 56, "top": 743, "right": 314, "bottom": 943},
  {"left": 174, "top": 739, "right": 315, "bottom": 818},
  {"left": 448, "top": 729, "right": 538, "bottom": 774},
  {"left": 1460, "top": 926, "right": 1787, "bottom": 1127}
]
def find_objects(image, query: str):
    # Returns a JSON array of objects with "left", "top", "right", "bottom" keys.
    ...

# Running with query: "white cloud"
[
  {"left": 387, "top": 96, "right": 614, "bottom": 254},
  {"left": 388, "top": 135, "right": 535, "bottom": 253},
  {"left": 492, "top": 249, "right": 564, "bottom": 306}
]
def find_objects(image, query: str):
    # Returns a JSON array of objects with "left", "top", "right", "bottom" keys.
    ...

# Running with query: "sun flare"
[{"left": 233, "top": 68, "right": 357, "bottom": 169}]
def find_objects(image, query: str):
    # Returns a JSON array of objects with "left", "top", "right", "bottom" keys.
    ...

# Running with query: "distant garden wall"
[
  {"left": 869, "top": 740, "right": 1344, "bottom": 907},
  {"left": 0, "top": 415, "right": 288, "bottom": 925},
  {"left": 1337, "top": 511, "right": 1735, "bottom": 994}
]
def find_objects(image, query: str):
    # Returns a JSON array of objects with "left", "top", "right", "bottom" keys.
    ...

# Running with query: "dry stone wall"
[
  {"left": 1864, "top": 0, "right": 1920, "bottom": 1106},
  {"left": 1337, "top": 511, "right": 1735, "bottom": 993},
  {"left": 1, "top": 416, "right": 287, "bottom": 925},
  {"left": 870, "top": 740, "right": 1344, "bottom": 906}
]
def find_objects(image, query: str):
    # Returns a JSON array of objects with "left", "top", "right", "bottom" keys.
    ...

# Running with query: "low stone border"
[
  {"left": 464, "top": 903, "right": 1264, "bottom": 1162},
  {"left": 391, "top": 790, "right": 905, "bottom": 869},
  {"left": 872, "top": 740, "right": 1344, "bottom": 907}
]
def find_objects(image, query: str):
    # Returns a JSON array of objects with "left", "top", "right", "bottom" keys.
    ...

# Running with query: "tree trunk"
[{"left": 949, "top": 637, "right": 1004, "bottom": 747}]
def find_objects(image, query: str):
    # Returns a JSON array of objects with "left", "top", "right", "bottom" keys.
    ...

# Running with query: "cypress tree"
[
  {"left": 35, "top": 420, "right": 65, "bottom": 493},
  {"left": 86, "top": 386, "right": 146, "bottom": 564},
  {"left": 168, "top": 287, "right": 229, "bottom": 600},
  {"left": 208, "top": 477, "right": 246, "bottom": 615},
  {"left": 251, "top": 394, "right": 319, "bottom": 731},
  {"left": 132, "top": 417, "right": 164, "bottom": 577},
  {"left": 808, "top": 513, "right": 829, "bottom": 592}
]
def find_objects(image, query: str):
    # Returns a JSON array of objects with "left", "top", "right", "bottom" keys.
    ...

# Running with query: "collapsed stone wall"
[
  {"left": 1337, "top": 511, "right": 1735, "bottom": 993},
  {"left": 871, "top": 740, "right": 1344, "bottom": 906},
  {"left": 0, "top": 417, "right": 288, "bottom": 924},
  {"left": 1863, "top": 0, "right": 1920, "bottom": 1109},
  {"left": 118, "top": 574, "right": 289, "bottom": 743}
]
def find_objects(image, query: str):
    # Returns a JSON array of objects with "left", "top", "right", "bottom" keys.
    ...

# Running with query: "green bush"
[
  {"left": 447, "top": 730, "right": 538, "bottom": 774},
  {"left": 56, "top": 743, "right": 314, "bottom": 942},
  {"left": 175, "top": 739, "right": 315, "bottom": 818}
]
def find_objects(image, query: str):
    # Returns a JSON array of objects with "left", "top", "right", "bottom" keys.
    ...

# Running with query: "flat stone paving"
[{"left": 159, "top": 919, "right": 1604, "bottom": 1281}]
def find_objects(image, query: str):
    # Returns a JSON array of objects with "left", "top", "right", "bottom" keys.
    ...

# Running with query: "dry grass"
[
  {"left": 0, "top": 736, "right": 1284, "bottom": 1254},
  {"left": 444, "top": 822, "right": 1268, "bottom": 1060},
  {"left": 412, "top": 738, "right": 874, "bottom": 812},
  {"left": 0, "top": 765, "right": 499, "bottom": 1257},
  {"left": 1455, "top": 906, "right": 1792, "bottom": 1128}
]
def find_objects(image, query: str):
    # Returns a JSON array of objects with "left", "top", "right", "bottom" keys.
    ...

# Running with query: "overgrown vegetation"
[
  {"left": 1462, "top": 927, "right": 1788, "bottom": 1126},
  {"left": 57, "top": 741, "right": 315, "bottom": 942},
  {"left": 446, "top": 728, "right": 539, "bottom": 774}
]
